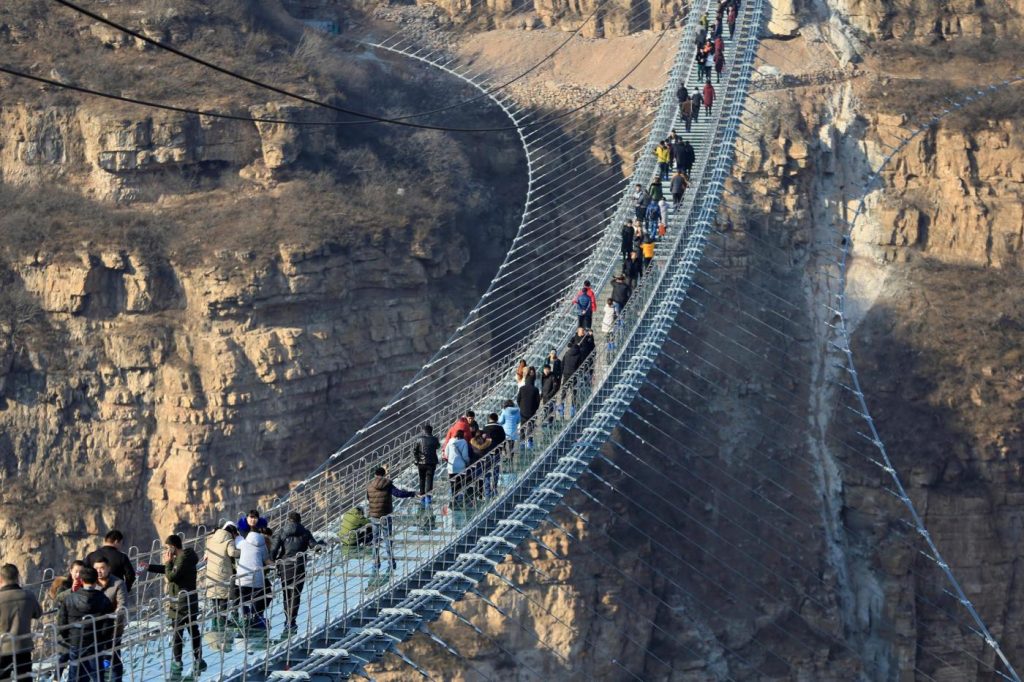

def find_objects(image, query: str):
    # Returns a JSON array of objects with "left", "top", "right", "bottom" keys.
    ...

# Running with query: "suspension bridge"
[{"left": 5, "top": 0, "right": 1022, "bottom": 679}]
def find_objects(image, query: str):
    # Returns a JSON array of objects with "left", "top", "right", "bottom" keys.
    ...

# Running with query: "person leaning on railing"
[
  {"left": 145, "top": 535, "right": 206, "bottom": 677},
  {"left": 204, "top": 523, "right": 240, "bottom": 631},
  {"left": 0, "top": 564, "right": 42, "bottom": 682}
]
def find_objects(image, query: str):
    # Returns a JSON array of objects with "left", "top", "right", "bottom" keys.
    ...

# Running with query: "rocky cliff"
[{"left": 0, "top": 0, "right": 527, "bottom": 574}]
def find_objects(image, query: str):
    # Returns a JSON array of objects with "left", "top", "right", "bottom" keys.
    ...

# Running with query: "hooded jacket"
[
  {"left": 236, "top": 532, "right": 269, "bottom": 589},
  {"left": 0, "top": 585, "right": 42, "bottom": 654},
  {"left": 205, "top": 528, "right": 240, "bottom": 601},
  {"left": 57, "top": 587, "right": 113, "bottom": 652},
  {"left": 498, "top": 405, "right": 521, "bottom": 441},
  {"left": 272, "top": 520, "right": 320, "bottom": 563},
  {"left": 366, "top": 475, "right": 414, "bottom": 519},
  {"left": 621, "top": 224, "right": 634, "bottom": 251},
  {"left": 339, "top": 508, "right": 371, "bottom": 547},
  {"left": 445, "top": 438, "right": 471, "bottom": 475},
  {"left": 703, "top": 82, "right": 715, "bottom": 107}
]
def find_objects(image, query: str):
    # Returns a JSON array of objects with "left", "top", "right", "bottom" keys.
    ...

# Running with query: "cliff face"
[
  {"left": 0, "top": 0, "right": 529, "bottom": 572},
  {"left": 0, "top": 228, "right": 512, "bottom": 574}
]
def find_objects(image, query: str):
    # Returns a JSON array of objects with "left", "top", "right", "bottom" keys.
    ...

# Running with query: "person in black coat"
[
  {"left": 541, "top": 365, "right": 560, "bottom": 424},
  {"left": 623, "top": 250, "right": 643, "bottom": 289},
  {"left": 516, "top": 368, "right": 541, "bottom": 423},
  {"left": 560, "top": 342, "right": 582, "bottom": 399},
  {"left": 58, "top": 567, "right": 114, "bottom": 682},
  {"left": 84, "top": 530, "right": 135, "bottom": 592},
  {"left": 680, "top": 140, "right": 696, "bottom": 176},
  {"left": 576, "top": 329, "right": 596, "bottom": 364},
  {"left": 516, "top": 367, "right": 541, "bottom": 446},
  {"left": 620, "top": 221, "right": 635, "bottom": 260},
  {"left": 412, "top": 423, "right": 440, "bottom": 499},
  {"left": 270, "top": 512, "right": 323, "bottom": 633},
  {"left": 611, "top": 275, "right": 631, "bottom": 312},
  {"left": 543, "top": 348, "right": 562, "bottom": 379}
]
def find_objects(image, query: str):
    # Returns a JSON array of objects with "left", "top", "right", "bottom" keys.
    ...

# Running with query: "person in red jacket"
[
  {"left": 442, "top": 412, "right": 474, "bottom": 454},
  {"left": 703, "top": 80, "right": 715, "bottom": 114}
]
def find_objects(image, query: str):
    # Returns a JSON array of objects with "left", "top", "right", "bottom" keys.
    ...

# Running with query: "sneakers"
[
  {"left": 170, "top": 661, "right": 183, "bottom": 676},
  {"left": 194, "top": 659, "right": 208, "bottom": 674}
]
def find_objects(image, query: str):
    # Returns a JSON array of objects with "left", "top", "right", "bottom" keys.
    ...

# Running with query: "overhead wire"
[{"left": 47, "top": 0, "right": 670, "bottom": 133}]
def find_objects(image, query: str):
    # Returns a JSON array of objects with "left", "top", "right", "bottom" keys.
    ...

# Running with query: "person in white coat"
[
  {"left": 445, "top": 430, "right": 471, "bottom": 505},
  {"left": 235, "top": 528, "right": 271, "bottom": 630}
]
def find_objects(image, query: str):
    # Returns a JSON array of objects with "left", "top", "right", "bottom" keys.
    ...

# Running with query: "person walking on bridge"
[
  {"left": 367, "top": 467, "right": 415, "bottom": 573},
  {"left": 413, "top": 423, "right": 440, "bottom": 507},
  {"left": 671, "top": 170, "right": 689, "bottom": 209},
  {"left": 572, "top": 283, "right": 595, "bottom": 330},
  {"left": 0, "top": 564, "right": 42, "bottom": 682},
  {"left": 621, "top": 221, "right": 635, "bottom": 261},
  {"left": 703, "top": 80, "right": 716, "bottom": 114},
  {"left": 680, "top": 139, "right": 695, "bottom": 177},
  {"left": 633, "top": 183, "right": 649, "bottom": 220},
  {"left": 271, "top": 512, "right": 323, "bottom": 635}
]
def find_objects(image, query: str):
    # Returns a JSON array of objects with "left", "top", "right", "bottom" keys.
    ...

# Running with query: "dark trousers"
[
  {"left": 672, "top": 191, "right": 683, "bottom": 205},
  {"left": 279, "top": 559, "right": 306, "bottom": 628},
  {"left": 0, "top": 651, "right": 32, "bottom": 682},
  {"left": 658, "top": 162, "right": 669, "bottom": 179},
  {"left": 172, "top": 597, "right": 202, "bottom": 663},
  {"left": 577, "top": 311, "right": 592, "bottom": 329},
  {"left": 417, "top": 464, "right": 435, "bottom": 495},
  {"left": 238, "top": 585, "right": 268, "bottom": 629}
]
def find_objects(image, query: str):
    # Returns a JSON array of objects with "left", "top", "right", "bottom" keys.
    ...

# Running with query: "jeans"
[
  {"left": 371, "top": 516, "right": 395, "bottom": 570},
  {"left": 0, "top": 651, "right": 32, "bottom": 682},
  {"left": 66, "top": 648, "right": 101, "bottom": 682}
]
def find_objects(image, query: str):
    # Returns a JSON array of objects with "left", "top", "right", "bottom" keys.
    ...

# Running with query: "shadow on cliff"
[{"left": 839, "top": 268, "right": 1024, "bottom": 678}]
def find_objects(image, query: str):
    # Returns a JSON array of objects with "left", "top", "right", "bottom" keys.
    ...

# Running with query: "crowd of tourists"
[
  {"left": 0, "top": 4, "right": 740, "bottom": 680},
  {"left": 0, "top": 515, "right": 323, "bottom": 681}
]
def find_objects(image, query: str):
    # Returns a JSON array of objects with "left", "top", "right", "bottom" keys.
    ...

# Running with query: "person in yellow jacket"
[
  {"left": 654, "top": 141, "right": 671, "bottom": 180},
  {"left": 641, "top": 235, "right": 656, "bottom": 268}
]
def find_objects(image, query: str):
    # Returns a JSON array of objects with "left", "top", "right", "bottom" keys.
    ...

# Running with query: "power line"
[
  {"left": 48, "top": 0, "right": 645, "bottom": 133},
  {"left": 3, "top": 17, "right": 667, "bottom": 134}
]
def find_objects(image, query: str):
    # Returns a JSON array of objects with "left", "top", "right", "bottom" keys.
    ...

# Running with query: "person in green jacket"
[
  {"left": 339, "top": 506, "right": 372, "bottom": 549},
  {"left": 146, "top": 535, "right": 206, "bottom": 677}
]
